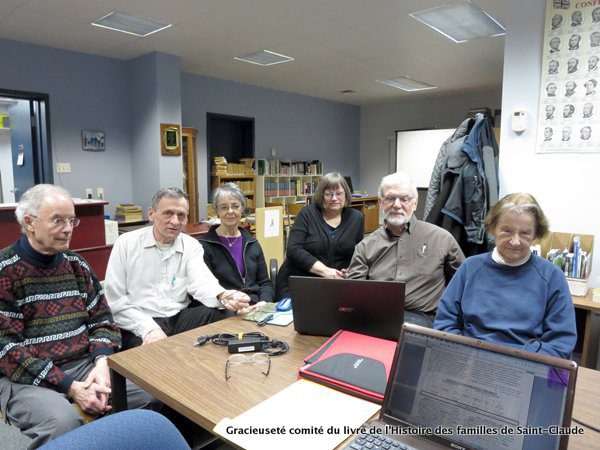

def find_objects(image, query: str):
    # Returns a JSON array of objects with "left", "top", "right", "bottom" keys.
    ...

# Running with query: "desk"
[
  {"left": 573, "top": 291, "right": 600, "bottom": 369},
  {"left": 108, "top": 317, "right": 600, "bottom": 449},
  {"left": 109, "top": 317, "right": 326, "bottom": 431},
  {"left": 350, "top": 196, "right": 379, "bottom": 233},
  {"left": 0, "top": 200, "right": 108, "bottom": 249}
]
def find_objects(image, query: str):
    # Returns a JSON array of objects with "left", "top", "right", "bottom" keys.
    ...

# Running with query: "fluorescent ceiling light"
[
  {"left": 234, "top": 50, "right": 294, "bottom": 66},
  {"left": 376, "top": 77, "right": 437, "bottom": 92},
  {"left": 410, "top": 1, "right": 505, "bottom": 43},
  {"left": 91, "top": 11, "right": 171, "bottom": 37}
]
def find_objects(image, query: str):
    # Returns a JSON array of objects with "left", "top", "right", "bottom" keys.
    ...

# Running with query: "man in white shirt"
[{"left": 104, "top": 187, "right": 259, "bottom": 349}]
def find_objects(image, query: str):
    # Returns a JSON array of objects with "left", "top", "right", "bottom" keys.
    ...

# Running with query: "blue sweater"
[{"left": 434, "top": 252, "right": 577, "bottom": 359}]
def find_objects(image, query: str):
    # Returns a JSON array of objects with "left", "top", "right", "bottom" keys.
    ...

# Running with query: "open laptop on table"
[
  {"left": 344, "top": 324, "right": 578, "bottom": 450},
  {"left": 289, "top": 276, "right": 405, "bottom": 341}
]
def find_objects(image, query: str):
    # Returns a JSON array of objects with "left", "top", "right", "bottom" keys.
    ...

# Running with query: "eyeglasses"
[
  {"left": 382, "top": 195, "right": 414, "bottom": 206},
  {"left": 225, "top": 352, "right": 271, "bottom": 381},
  {"left": 31, "top": 215, "right": 80, "bottom": 228},
  {"left": 217, "top": 204, "right": 243, "bottom": 213},
  {"left": 160, "top": 211, "right": 188, "bottom": 222},
  {"left": 323, "top": 191, "right": 345, "bottom": 199}
]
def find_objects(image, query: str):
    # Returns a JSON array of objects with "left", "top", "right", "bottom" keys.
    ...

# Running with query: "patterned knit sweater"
[{"left": 0, "top": 237, "right": 121, "bottom": 393}]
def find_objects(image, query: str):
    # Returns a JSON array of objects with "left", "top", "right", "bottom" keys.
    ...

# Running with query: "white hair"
[
  {"left": 378, "top": 172, "right": 417, "bottom": 198},
  {"left": 15, "top": 184, "right": 72, "bottom": 233}
]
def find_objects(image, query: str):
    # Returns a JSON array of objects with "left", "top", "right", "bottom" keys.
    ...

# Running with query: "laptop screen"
[
  {"left": 383, "top": 328, "right": 576, "bottom": 450},
  {"left": 289, "top": 277, "right": 406, "bottom": 341}
]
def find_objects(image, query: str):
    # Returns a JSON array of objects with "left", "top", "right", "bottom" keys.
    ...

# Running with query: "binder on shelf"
[
  {"left": 115, "top": 204, "right": 143, "bottom": 223},
  {"left": 534, "top": 231, "right": 594, "bottom": 296}
]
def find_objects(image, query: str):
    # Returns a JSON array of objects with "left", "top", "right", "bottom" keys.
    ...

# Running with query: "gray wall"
[
  {"left": 359, "top": 91, "right": 502, "bottom": 196},
  {"left": 181, "top": 73, "right": 360, "bottom": 215},
  {"left": 501, "top": 0, "right": 600, "bottom": 287},
  {"left": 0, "top": 38, "right": 133, "bottom": 216},
  {"left": 0, "top": 37, "right": 360, "bottom": 219}
]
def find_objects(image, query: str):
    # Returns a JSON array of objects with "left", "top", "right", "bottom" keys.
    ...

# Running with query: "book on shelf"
[
  {"left": 256, "top": 159, "right": 323, "bottom": 176},
  {"left": 544, "top": 241, "right": 589, "bottom": 279},
  {"left": 115, "top": 203, "right": 143, "bottom": 223}
]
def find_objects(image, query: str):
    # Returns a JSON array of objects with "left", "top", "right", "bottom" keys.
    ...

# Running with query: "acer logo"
[
  {"left": 353, "top": 358, "right": 364, "bottom": 369},
  {"left": 338, "top": 307, "right": 355, "bottom": 312}
]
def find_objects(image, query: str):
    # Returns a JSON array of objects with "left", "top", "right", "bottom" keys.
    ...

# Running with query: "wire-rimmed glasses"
[{"left": 225, "top": 352, "right": 271, "bottom": 381}]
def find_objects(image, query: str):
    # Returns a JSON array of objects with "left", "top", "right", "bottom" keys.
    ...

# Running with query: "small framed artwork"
[
  {"left": 160, "top": 123, "right": 181, "bottom": 155},
  {"left": 82, "top": 130, "right": 106, "bottom": 151}
]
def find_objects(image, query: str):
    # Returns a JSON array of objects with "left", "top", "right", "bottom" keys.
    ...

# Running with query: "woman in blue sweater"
[{"left": 434, "top": 193, "right": 576, "bottom": 359}]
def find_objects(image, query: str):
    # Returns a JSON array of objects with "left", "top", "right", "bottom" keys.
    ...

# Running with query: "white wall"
[
  {"left": 0, "top": 131, "right": 14, "bottom": 203},
  {"left": 501, "top": 0, "right": 600, "bottom": 287},
  {"left": 360, "top": 90, "right": 502, "bottom": 196}
]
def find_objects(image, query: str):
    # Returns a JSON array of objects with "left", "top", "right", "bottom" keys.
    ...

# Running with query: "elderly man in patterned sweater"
[{"left": 0, "top": 185, "right": 158, "bottom": 449}]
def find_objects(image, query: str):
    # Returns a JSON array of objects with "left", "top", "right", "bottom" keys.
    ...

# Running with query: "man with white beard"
[{"left": 347, "top": 172, "right": 464, "bottom": 327}]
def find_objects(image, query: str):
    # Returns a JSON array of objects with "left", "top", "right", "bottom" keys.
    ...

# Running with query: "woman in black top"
[
  {"left": 200, "top": 183, "right": 274, "bottom": 306},
  {"left": 275, "top": 172, "right": 364, "bottom": 300}
]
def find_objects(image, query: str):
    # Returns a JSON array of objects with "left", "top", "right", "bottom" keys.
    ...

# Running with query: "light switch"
[{"left": 56, "top": 163, "right": 71, "bottom": 173}]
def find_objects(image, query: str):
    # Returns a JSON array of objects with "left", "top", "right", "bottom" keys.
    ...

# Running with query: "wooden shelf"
[
  {"left": 211, "top": 174, "right": 256, "bottom": 209},
  {"left": 255, "top": 174, "right": 322, "bottom": 208},
  {"left": 210, "top": 174, "right": 254, "bottom": 179}
]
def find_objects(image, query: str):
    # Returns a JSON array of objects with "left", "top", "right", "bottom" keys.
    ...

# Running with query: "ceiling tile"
[{"left": 0, "top": 0, "right": 506, "bottom": 104}]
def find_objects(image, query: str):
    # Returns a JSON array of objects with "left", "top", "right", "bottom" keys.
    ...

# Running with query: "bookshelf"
[
  {"left": 254, "top": 159, "right": 323, "bottom": 208},
  {"left": 255, "top": 174, "right": 322, "bottom": 208},
  {"left": 210, "top": 174, "right": 256, "bottom": 209}
]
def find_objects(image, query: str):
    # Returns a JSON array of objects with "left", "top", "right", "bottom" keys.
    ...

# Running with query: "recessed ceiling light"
[
  {"left": 375, "top": 77, "right": 437, "bottom": 92},
  {"left": 234, "top": 50, "right": 294, "bottom": 66},
  {"left": 91, "top": 11, "right": 172, "bottom": 37},
  {"left": 409, "top": 0, "right": 505, "bottom": 44}
]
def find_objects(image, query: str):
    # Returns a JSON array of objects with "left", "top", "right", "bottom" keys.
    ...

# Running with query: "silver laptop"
[
  {"left": 344, "top": 324, "right": 578, "bottom": 450},
  {"left": 289, "top": 276, "right": 405, "bottom": 341}
]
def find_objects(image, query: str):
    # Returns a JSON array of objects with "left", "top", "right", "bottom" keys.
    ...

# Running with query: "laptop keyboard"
[{"left": 344, "top": 432, "right": 417, "bottom": 450}]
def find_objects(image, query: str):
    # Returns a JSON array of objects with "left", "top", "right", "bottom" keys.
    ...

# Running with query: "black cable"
[
  {"left": 261, "top": 339, "right": 289, "bottom": 356},
  {"left": 194, "top": 332, "right": 289, "bottom": 356},
  {"left": 572, "top": 416, "right": 600, "bottom": 433},
  {"left": 195, "top": 332, "right": 266, "bottom": 347}
]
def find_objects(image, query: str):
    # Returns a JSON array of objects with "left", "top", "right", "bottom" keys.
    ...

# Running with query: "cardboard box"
[{"left": 534, "top": 231, "right": 594, "bottom": 296}]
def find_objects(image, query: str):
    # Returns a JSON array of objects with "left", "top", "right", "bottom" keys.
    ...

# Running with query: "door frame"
[{"left": 0, "top": 88, "right": 53, "bottom": 189}]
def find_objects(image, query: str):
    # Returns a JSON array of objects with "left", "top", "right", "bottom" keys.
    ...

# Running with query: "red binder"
[{"left": 298, "top": 330, "right": 397, "bottom": 404}]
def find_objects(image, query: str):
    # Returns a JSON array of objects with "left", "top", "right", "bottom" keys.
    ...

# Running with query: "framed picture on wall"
[
  {"left": 160, "top": 123, "right": 181, "bottom": 155},
  {"left": 82, "top": 130, "right": 105, "bottom": 151}
]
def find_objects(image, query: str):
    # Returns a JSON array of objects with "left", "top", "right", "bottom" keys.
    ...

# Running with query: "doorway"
[
  {"left": 206, "top": 113, "right": 254, "bottom": 201},
  {"left": 0, "top": 89, "right": 52, "bottom": 202}
]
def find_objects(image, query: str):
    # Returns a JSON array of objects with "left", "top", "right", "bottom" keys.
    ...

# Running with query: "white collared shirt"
[{"left": 104, "top": 226, "right": 224, "bottom": 338}]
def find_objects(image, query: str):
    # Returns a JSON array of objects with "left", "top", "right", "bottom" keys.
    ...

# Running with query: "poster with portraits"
[{"left": 537, "top": 0, "right": 600, "bottom": 153}]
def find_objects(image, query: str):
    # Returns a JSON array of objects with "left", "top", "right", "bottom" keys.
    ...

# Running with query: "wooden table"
[
  {"left": 109, "top": 317, "right": 600, "bottom": 449},
  {"left": 109, "top": 317, "right": 327, "bottom": 431},
  {"left": 573, "top": 291, "right": 600, "bottom": 369}
]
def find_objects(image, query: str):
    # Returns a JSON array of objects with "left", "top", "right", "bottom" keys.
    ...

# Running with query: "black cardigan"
[
  {"left": 275, "top": 204, "right": 364, "bottom": 300},
  {"left": 198, "top": 225, "right": 274, "bottom": 303}
]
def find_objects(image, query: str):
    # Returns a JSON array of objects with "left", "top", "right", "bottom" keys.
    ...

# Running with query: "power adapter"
[{"left": 228, "top": 336, "right": 266, "bottom": 353}]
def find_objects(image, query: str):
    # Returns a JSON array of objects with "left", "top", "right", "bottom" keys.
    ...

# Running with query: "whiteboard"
[{"left": 395, "top": 129, "right": 455, "bottom": 188}]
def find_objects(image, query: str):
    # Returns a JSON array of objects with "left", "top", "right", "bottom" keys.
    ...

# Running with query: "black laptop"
[
  {"left": 344, "top": 324, "right": 578, "bottom": 450},
  {"left": 289, "top": 276, "right": 405, "bottom": 341}
]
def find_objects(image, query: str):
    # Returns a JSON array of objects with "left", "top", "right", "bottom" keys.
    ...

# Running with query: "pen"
[{"left": 257, "top": 313, "right": 274, "bottom": 326}]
